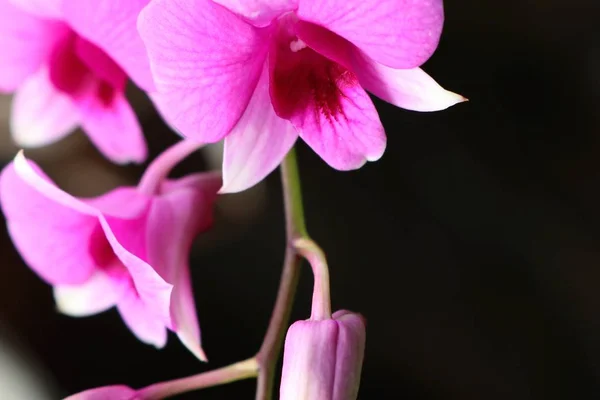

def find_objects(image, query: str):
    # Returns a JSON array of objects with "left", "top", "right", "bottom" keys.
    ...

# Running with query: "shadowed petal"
[
  {"left": 212, "top": 0, "right": 298, "bottom": 27},
  {"left": 222, "top": 66, "right": 297, "bottom": 193},
  {"left": 63, "top": 0, "right": 155, "bottom": 91},
  {"left": 138, "top": 0, "right": 270, "bottom": 142},
  {"left": 0, "top": 0, "right": 69, "bottom": 91},
  {"left": 10, "top": 67, "right": 79, "bottom": 147},
  {"left": 297, "top": 0, "right": 444, "bottom": 69}
]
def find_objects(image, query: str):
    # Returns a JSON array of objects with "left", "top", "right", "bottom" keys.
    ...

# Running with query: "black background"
[{"left": 2, "top": 1, "right": 600, "bottom": 399}]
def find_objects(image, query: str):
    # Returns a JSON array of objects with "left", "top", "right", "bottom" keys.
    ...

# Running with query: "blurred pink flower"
[
  {"left": 139, "top": 0, "right": 465, "bottom": 192},
  {"left": 63, "top": 385, "right": 138, "bottom": 400},
  {"left": 280, "top": 310, "right": 366, "bottom": 400},
  {"left": 0, "top": 151, "right": 220, "bottom": 360},
  {"left": 0, "top": 0, "right": 152, "bottom": 164}
]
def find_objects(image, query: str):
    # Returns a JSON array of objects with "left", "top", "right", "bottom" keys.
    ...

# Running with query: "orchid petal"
[
  {"left": 0, "top": 159, "right": 98, "bottom": 285},
  {"left": 222, "top": 66, "right": 297, "bottom": 193},
  {"left": 74, "top": 36, "right": 127, "bottom": 91},
  {"left": 212, "top": 0, "right": 298, "bottom": 27},
  {"left": 78, "top": 90, "right": 147, "bottom": 164},
  {"left": 10, "top": 67, "right": 79, "bottom": 147},
  {"left": 53, "top": 269, "right": 125, "bottom": 317},
  {"left": 64, "top": 385, "right": 137, "bottom": 400},
  {"left": 138, "top": 0, "right": 270, "bottom": 142},
  {"left": 0, "top": 1, "right": 69, "bottom": 91},
  {"left": 9, "top": 0, "right": 62, "bottom": 19},
  {"left": 117, "top": 289, "right": 168, "bottom": 348},
  {"left": 62, "top": 0, "right": 155, "bottom": 91},
  {"left": 297, "top": 0, "right": 444, "bottom": 69}
]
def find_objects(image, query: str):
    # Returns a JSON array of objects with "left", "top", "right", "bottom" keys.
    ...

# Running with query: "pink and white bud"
[{"left": 280, "top": 310, "right": 366, "bottom": 400}]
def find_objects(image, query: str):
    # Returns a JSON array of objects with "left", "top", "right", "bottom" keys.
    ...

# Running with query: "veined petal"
[
  {"left": 297, "top": 0, "right": 444, "bottom": 69},
  {"left": 212, "top": 0, "right": 298, "bottom": 27},
  {"left": 78, "top": 89, "right": 147, "bottom": 164},
  {"left": 0, "top": 158, "right": 99, "bottom": 285},
  {"left": 222, "top": 66, "right": 298, "bottom": 193},
  {"left": 10, "top": 66, "right": 80, "bottom": 147},
  {"left": 9, "top": 0, "right": 62, "bottom": 19},
  {"left": 53, "top": 268, "right": 126, "bottom": 317},
  {"left": 62, "top": 0, "right": 155, "bottom": 91},
  {"left": 0, "top": 0, "right": 69, "bottom": 91},
  {"left": 117, "top": 289, "right": 168, "bottom": 348},
  {"left": 353, "top": 53, "right": 466, "bottom": 111},
  {"left": 138, "top": 0, "right": 271, "bottom": 142}
]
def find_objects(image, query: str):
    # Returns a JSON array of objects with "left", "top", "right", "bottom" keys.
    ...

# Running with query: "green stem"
[{"left": 255, "top": 148, "right": 307, "bottom": 400}]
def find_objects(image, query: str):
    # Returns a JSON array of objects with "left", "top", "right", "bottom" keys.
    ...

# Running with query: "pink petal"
[
  {"left": 352, "top": 53, "right": 466, "bottom": 112},
  {"left": 222, "top": 66, "right": 298, "bottom": 193},
  {"left": 0, "top": 1, "right": 69, "bottom": 91},
  {"left": 9, "top": 0, "right": 62, "bottom": 19},
  {"left": 146, "top": 180, "right": 219, "bottom": 360},
  {"left": 53, "top": 269, "right": 126, "bottom": 317},
  {"left": 64, "top": 385, "right": 137, "bottom": 400},
  {"left": 10, "top": 66, "right": 80, "bottom": 147},
  {"left": 269, "top": 35, "right": 385, "bottom": 170},
  {"left": 0, "top": 157, "right": 98, "bottom": 285},
  {"left": 117, "top": 289, "right": 168, "bottom": 348},
  {"left": 78, "top": 89, "right": 148, "bottom": 164},
  {"left": 296, "top": 0, "right": 444, "bottom": 69},
  {"left": 62, "top": 0, "right": 155, "bottom": 91},
  {"left": 212, "top": 0, "right": 298, "bottom": 27},
  {"left": 74, "top": 36, "right": 127, "bottom": 91},
  {"left": 138, "top": 0, "right": 271, "bottom": 142}
]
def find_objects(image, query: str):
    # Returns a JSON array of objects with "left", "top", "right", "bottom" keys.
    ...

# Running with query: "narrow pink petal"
[
  {"left": 0, "top": 1, "right": 69, "bottom": 91},
  {"left": 353, "top": 53, "right": 466, "bottom": 111},
  {"left": 146, "top": 183, "right": 219, "bottom": 360},
  {"left": 222, "top": 66, "right": 298, "bottom": 193},
  {"left": 10, "top": 66, "right": 79, "bottom": 147},
  {"left": 74, "top": 36, "right": 127, "bottom": 91},
  {"left": 62, "top": 0, "right": 155, "bottom": 91},
  {"left": 212, "top": 0, "right": 298, "bottom": 27},
  {"left": 117, "top": 289, "right": 168, "bottom": 348},
  {"left": 9, "top": 0, "right": 62, "bottom": 19},
  {"left": 85, "top": 187, "right": 150, "bottom": 220},
  {"left": 64, "top": 385, "right": 137, "bottom": 400},
  {"left": 0, "top": 158, "right": 98, "bottom": 285},
  {"left": 53, "top": 269, "right": 126, "bottom": 317},
  {"left": 78, "top": 89, "right": 148, "bottom": 164},
  {"left": 297, "top": 0, "right": 444, "bottom": 69},
  {"left": 138, "top": 0, "right": 270, "bottom": 142}
]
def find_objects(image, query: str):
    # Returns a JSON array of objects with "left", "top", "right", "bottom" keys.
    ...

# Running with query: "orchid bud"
[
  {"left": 64, "top": 385, "right": 138, "bottom": 400},
  {"left": 280, "top": 310, "right": 366, "bottom": 400}
]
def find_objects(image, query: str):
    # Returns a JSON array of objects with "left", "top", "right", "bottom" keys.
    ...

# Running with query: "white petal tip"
[{"left": 178, "top": 333, "right": 209, "bottom": 362}]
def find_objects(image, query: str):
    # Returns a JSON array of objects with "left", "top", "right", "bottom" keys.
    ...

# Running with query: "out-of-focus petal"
[
  {"left": 221, "top": 66, "right": 297, "bottom": 193},
  {"left": 10, "top": 67, "right": 79, "bottom": 147},
  {"left": 297, "top": 0, "right": 444, "bottom": 69},
  {"left": 64, "top": 385, "right": 137, "bottom": 400},
  {"left": 78, "top": 89, "right": 147, "bottom": 164},
  {"left": 0, "top": 157, "right": 99, "bottom": 285},
  {"left": 63, "top": 0, "right": 155, "bottom": 91},
  {"left": 0, "top": 1, "right": 69, "bottom": 91},
  {"left": 9, "top": 0, "right": 62, "bottom": 19},
  {"left": 138, "top": 0, "right": 270, "bottom": 142},
  {"left": 117, "top": 289, "right": 168, "bottom": 348},
  {"left": 212, "top": 0, "right": 298, "bottom": 27},
  {"left": 74, "top": 36, "right": 127, "bottom": 91}
]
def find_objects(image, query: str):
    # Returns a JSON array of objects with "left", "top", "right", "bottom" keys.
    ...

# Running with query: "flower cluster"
[{"left": 0, "top": 0, "right": 463, "bottom": 399}]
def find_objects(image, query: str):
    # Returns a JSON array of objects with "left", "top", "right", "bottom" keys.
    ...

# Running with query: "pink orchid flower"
[
  {"left": 0, "top": 149, "right": 220, "bottom": 360},
  {"left": 138, "top": 0, "right": 465, "bottom": 192},
  {"left": 0, "top": 0, "right": 153, "bottom": 164}
]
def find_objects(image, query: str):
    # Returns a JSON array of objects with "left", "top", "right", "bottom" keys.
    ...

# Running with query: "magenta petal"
[
  {"left": 78, "top": 90, "right": 148, "bottom": 164},
  {"left": 62, "top": 0, "right": 155, "bottom": 91},
  {"left": 222, "top": 66, "right": 298, "bottom": 193},
  {"left": 0, "top": 1, "right": 69, "bottom": 91},
  {"left": 9, "top": 0, "right": 62, "bottom": 19},
  {"left": 64, "top": 385, "right": 137, "bottom": 400},
  {"left": 0, "top": 157, "right": 98, "bottom": 285},
  {"left": 353, "top": 53, "right": 466, "bottom": 111},
  {"left": 297, "top": 0, "right": 444, "bottom": 69},
  {"left": 117, "top": 288, "right": 168, "bottom": 348},
  {"left": 212, "top": 0, "right": 298, "bottom": 27},
  {"left": 10, "top": 66, "right": 80, "bottom": 147},
  {"left": 138, "top": 0, "right": 271, "bottom": 142},
  {"left": 74, "top": 36, "right": 127, "bottom": 91}
]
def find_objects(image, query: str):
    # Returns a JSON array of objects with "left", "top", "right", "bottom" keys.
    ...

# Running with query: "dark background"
[{"left": 2, "top": 1, "right": 600, "bottom": 399}]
